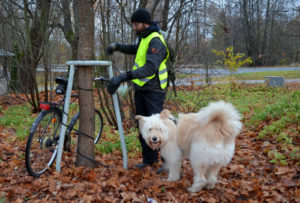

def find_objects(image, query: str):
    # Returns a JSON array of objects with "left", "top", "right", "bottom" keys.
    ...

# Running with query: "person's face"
[{"left": 132, "top": 22, "right": 149, "bottom": 33}]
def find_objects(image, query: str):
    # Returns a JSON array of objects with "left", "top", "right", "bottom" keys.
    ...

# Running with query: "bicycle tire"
[
  {"left": 66, "top": 109, "right": 103, "bottom": 145},
  {"left": 25, "top": 108, "right": 62, "bottom": 177}
]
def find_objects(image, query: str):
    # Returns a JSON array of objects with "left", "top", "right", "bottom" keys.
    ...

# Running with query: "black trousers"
[{"left": 135, "top": 90, "right": 165, "bottom": 165}]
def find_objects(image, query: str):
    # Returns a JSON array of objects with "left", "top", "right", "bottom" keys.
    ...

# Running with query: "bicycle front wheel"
[
  {"left": 25, "top": 109, "right": 61, "bottom": 177},
  {"left": 66, "top": 109, "right": 103, "bottom": 144}
]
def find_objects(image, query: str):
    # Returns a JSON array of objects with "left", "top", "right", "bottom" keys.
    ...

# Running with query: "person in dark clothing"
[{"left": 106, "top": 8, "right": 169, "bottom": 169}]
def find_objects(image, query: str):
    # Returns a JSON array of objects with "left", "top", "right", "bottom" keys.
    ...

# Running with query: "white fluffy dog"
[{"left": 135, "top": 101, "right": 243, "bottom": 193}]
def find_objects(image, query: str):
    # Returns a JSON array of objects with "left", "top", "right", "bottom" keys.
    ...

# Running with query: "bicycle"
[{"left": 25, "top": 76, "right": 109, "bottom": 177}]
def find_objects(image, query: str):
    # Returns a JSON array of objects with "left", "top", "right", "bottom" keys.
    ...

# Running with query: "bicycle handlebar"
[
  {"left": 93, "top": 77, "right": 109, "bottom": 83},
  {"left": 54, "top": 76, "right": 109, "bottom": 97}
]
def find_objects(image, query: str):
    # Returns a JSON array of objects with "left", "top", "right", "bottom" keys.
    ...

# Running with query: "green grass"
[
  {"left": 95, "top": 126, "right": 140, "bottom": 158},
  {"left": 167, "top": 84, "right": 300, "bottom": 127},
  {"left": 251, "top": 91, "right": 300, "bottom": 126},
  {"left": 1, "top": 82, "right": 299, "bottom": 165},
  {"left": 0, "top": 196, "right": 6, "bottom": 203},
  {"left": 226, "top": 70, "right": 300, "bottom": 80},
  {"left": 268, "top": 150, "right": 288, "bottom": 166},
  {"left": 0, "top": 105, "right": 35, "bottom": 140},
  {"left": 167, "top": 83, "right": 287, "bottom": 116},
  {"left": 166, "top": 83, "right": 300, "bottom": 165},
  {"left": 176, "top": 73, "right": 202, "bottom": 79}
]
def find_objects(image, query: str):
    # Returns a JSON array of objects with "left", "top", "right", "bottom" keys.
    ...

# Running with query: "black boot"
[
  {"left": 157, "top": 166, "right": 168, "bottom": 174},
  {"left": 135, "top": 162, "right": 148, "bottom": 170}
]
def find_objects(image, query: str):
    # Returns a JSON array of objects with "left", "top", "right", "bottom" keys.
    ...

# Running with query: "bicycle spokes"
[{"left": 26, "top": 110, "right": 61, "bottom": 176}]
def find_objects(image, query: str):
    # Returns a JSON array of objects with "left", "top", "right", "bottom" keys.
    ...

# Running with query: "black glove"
[
  {"left": 107, "top": 71, "right": 133, "bottom": 95},
  {"left": 106, "top": 43, "right": 119, "bottom": 55}
]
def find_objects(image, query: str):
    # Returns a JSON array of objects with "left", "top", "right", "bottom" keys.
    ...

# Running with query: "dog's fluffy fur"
[{"left": 136, "top": 101, "right": 242, "bottom": 193}]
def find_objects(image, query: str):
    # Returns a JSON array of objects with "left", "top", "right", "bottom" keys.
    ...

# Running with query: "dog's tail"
[{"left": 196, "top": 101, "right": 243, "bottom": 137}]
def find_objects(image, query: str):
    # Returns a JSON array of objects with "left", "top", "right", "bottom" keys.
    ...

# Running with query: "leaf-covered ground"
[{"left": 0, "top": 83, "right": 299, "bottom": 202}]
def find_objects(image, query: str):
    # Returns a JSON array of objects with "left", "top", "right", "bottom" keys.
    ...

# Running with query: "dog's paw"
[
  {"left": 206, "top": 177, "right": 217, "bottom": 189},
  {"left": 206, "top": 183, "right": 215, "bottom": 190},
  {"left": 187, "top": 186, "right": 203, "bottom": 193},
  {"left": 167, "top": 177, "right": 180, "bottom": 182}
]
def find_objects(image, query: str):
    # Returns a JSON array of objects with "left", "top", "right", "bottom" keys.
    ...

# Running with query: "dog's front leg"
[
  {"left": 167, "top": 161, "right": 181, "bottom": 181},
  {"left": 161, "top": 161, "right": 169, "bottom": 172},
  {"left": 157, "top": 160, "right": 169, "bottom": 174}
]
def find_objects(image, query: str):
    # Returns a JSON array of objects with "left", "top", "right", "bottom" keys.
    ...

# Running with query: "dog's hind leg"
[
  {"left": 187, "top": 163, "right": 209, "bottom": 193},
  {"left": 187, "top": 143, "right": 210, "bottom": 193},
  {"left": 205, "top": 164, "right": 222, "bottom": 189}
]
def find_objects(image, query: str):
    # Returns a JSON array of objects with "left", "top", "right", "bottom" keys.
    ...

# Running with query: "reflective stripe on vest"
[{"left": 132, "top": 32, "right": 169, "bottom": 89}]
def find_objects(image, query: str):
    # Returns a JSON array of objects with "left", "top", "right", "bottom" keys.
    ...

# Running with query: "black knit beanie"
[{"left": 131, "top": 8, "right": 152, "bottom": 24}]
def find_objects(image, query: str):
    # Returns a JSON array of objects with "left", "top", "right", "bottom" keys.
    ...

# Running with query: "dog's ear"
[
  {"left": 135, "top": 115, "right": 145, "bottom": 128},
  {"left": 160, "top": 109, "right": 171, "bottom": 119},
  {"left": 135, "top": 115, "right": 144, "bottom": 121}
]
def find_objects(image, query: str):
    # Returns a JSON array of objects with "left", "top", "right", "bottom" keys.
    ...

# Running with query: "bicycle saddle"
[
  {"left": 55, "top": 77, "right": 68, "bottom": 95},
  {"left": 55, "top": 77, "right": 68, "bottom": 86}
]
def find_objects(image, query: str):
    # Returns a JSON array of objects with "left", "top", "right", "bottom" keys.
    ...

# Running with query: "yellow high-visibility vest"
[{"left": 132, "top": 32, "right": 169, "bottom": 89}]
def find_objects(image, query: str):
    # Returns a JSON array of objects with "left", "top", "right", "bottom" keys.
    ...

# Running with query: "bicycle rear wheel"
[
  {"left": 25, "top": 109, "right": 61, "bottom": 177},
  {"left": 66, "top": 109, "right": 103, "bottom": 144}
]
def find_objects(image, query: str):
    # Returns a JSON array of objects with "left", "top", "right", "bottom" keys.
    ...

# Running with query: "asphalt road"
[
  {"left": 176, "top": 67, "right": 300, "bottom": 86},
  {"left": 178, "top": 67, "right": 300, "bottom": 76},
  {"left": 175, "top": 78, "right": 300, "bottom": 86}
]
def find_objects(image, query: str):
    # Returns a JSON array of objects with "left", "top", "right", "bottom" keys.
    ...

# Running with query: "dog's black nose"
[{"left": 152, "top": 137, "right": 157, "bottom": 142}]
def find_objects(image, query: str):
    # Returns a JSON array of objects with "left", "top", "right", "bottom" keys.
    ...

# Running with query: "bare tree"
[
  {"left": 1, "top": 0, "right": 299, "bottom": 112},
  {"left": 0, "top": 0, "right": 53, "bottom": 112}
]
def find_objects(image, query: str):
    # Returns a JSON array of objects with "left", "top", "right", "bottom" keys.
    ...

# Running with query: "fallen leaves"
[
  {"left": 275, "top": 166, "right": 295, "bottom": 175},
  {"left": 296, "top": 188, "right": 300, "bottom": 199},
  {"left": 0, "top": 124, "right": 299, "bottom": 202},
  {"left": 0, "top": 94, "right": 26, "bottom": 109},
  {"left": 1, "top": 85, "right": 300, "bottom": 202}
]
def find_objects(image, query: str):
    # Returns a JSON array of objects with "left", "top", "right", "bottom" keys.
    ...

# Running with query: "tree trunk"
[
  {"left": 41, "top": 0, "right": 51, "bottom": 102},
  {"left": 59, "top": 0, "right": 79, "bottom": 89},
  {"left": 61, "top": 0, "right": 79, "bottom": 60},
  {"left": 76, "top": 0, "right": 96, "bottom": 168},
  {"left": 240, "top": 0, "right": 253, "bottom": 59},
  {"left": 139, "top": 0, "right": 148, "bottom": 8},
  {"left": 203, "top": 0, "right": 207, "bottom": 42},
  {"left": 161, "top": 0, "right": 170, "bottom": 31},
  {"left": 261, "top": 0, "right": 270, "bottom": 65},
  {"left": 174, "top": 0, "right": 184, "bottom": 55},
  {"left": 265, "top": 1, "right": 276, "bottom": 65},
  {"left": 99, "top": 0, "right": 109, "bottom": 59},
  {"left": 150, "top": 0, "right": 160, "bottom": 17}
]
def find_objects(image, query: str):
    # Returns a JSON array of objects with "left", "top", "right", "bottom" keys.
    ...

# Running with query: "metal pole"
[
  {"left": 56, "top": 64, "right": 75, "bottom": 171},
  {"left": 55, "top": 61, "right": 128, "bottom": 172},
  {"left": 108, "top": 64, "right": 128, "bottom": 169}
]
